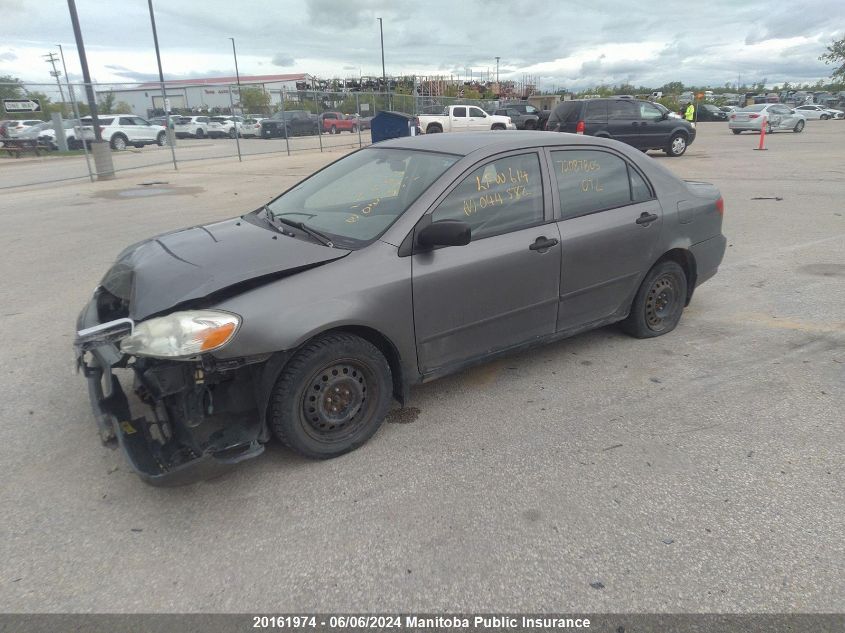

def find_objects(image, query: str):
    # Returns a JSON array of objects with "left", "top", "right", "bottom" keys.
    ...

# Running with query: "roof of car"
[{"left": 376, "top": 130, "right": 626, "bottom": 156}]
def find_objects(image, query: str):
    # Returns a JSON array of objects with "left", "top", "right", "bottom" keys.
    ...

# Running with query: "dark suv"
[
  {"left": 494, "top": 103, "right": 541, "bottom": 129},
  {"left": 546, "top": 98, "right": 696, "bottom": 156},
  {"left": 260, "top": 110, "right": 319, "bottom": 138}
]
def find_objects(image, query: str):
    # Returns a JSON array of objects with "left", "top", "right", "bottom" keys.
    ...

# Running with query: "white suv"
[
  {"left": 76, "top": 115, "right": 167, "bottom": 150},
  {"left": 174, "top": 115, "right": 210, "bottom": 138},
  {"left": 208, "top": 116, "right": 244, "bottom": 138}
]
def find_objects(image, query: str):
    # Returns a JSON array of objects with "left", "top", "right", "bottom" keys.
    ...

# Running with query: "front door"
[
  {"left": 468, "top": 106, "right": 490, "bottom": 131},
  {"left": 412, "top": 151, "right": 560, "bottom": 374},
  {"left": 547, "top": 147, "right": 663, "bottom": 331},
  {"left": 635, "top": 101, "right": 668, "bottom": 148}
]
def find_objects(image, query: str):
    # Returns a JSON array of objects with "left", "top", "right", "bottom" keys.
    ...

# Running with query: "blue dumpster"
[{"left": 370, "top": 111, "right": 419, "bottom": 143}]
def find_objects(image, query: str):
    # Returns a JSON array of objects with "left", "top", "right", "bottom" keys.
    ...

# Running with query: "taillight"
[
  {"left": 575, "top": 120, "right": 585, "bottom": 134},
  {"left": 749, "top": 114, "right": 759, "bottom": 119},
  {"left": 715, "top": 197, "right": 725, "bottom": 216}
]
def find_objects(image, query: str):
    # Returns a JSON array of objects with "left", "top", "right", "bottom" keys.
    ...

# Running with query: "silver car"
[
  {"left": 793, "top": 104, "right": 844, "bottom": 120},
  {"left": 75, "top": 132, "right": 727, "bottom": 485},
  {"left": 728, "top": 104, "right": 806, "bottom": 134}
]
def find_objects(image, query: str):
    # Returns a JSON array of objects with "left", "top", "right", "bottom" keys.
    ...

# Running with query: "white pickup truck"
[{"left": 418, "top": 105, "right": 515, "bottom": 134}]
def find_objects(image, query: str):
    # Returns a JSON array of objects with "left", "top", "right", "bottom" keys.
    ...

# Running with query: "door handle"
[
  {"left": 636, "top": 212, "right": 659, "bottom": 225},
  {"left": 529, "top": 236, "right": 559, "bottom": 251}
]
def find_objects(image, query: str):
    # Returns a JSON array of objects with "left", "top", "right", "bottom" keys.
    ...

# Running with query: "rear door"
[
  {"left": 548, "top": 147, "right": 663, "bottom": 331},
  {"left": 605, "top": 100, "right": 641, "bottom": 147},
  {"left": 450, "top": 106, "right": 470, "bottom": 132},
  {"left": 412, "top": 151, "right": 560, "bottom": 374}
]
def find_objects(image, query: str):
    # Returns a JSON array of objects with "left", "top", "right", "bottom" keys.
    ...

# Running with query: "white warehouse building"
[{"left": 99, "top": 73, "right": 315, "bottom": 116}]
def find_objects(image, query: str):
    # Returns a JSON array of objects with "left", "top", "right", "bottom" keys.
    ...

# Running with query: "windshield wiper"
[{"left": 272, "top": 214, "right": 334, "bottom": 248}]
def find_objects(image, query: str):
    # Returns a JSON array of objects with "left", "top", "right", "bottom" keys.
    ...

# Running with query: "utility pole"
[
  {"left": 377, "top": 18, "right": 386, "bottom": 99},
  {"left": 43, "top": 52, "right": 67, "bottom": 115},
  {"left": 58, "top": 43, "right": 94, "bottom": 180},
  {"left": 67, "top": 0, "right": 114, "bottom": 179},
  {"left": 147, "top": 0, "right": 178, "bottom": 169},
  {"left": 495, "top": 56, "right": 500, "bottom": 83}
]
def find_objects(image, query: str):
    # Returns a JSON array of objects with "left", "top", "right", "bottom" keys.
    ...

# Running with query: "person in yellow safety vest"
[{"left": 684, "top": 102, "right": 695, "bottom": 122}]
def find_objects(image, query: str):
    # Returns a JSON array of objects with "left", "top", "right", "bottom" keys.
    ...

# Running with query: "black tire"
[
  {"left": 330, "top": 125, "right": 337, "bottom": 134},
  {"left": 765, "top": 122, "right": 773, "bottom": 135},
  {"left": 351, "top": 125, "right": 357, "bottom": 133},
  {"left": 426, "top": 124, "right": 442, "bottom": 133},
  {"left": 196, "top": 128, "right": 205, "bottom": 139},
  {"left": 228, "top": 128, "right": 236, "bottom": 139},
  {"left": 156, "top": 131, "right": 167, "bottom": 146},
  {"left": 793, "top": 120, "right": 805, "bottom": 133},
  {"left": 491, "top": 123, "right": 506, "bottom": 130},
  {"left": 664, "top": 132, "right": 688, "bottom": 157},
  {"left": 110, "top": 134, "right": 128, "bottom": 151},
  {"left": 732, "top": 129, "right": 742, "bottom": 135},
  {"left": 621, "top": 261, "right": 688, "bottom": 338},
  {"left": 821, "top": 114, "right": 829, "bottom": 120},
  {"left": 268, "top": 333, "right": 393, "bottom": 459}
]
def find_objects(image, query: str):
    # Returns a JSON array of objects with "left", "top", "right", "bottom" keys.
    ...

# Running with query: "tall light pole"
[
  {"left": 377, "top": 17, "right": 386, "bottom": 102},
  {"left": 57, "top": 43, "right": 93, "bottom": 180},
  {"left": 495, "top": 56, "right": 500, "bottom": 83},
  {"left": 229, "top": 37, "right": 241, "bottom": 100},
  {"left": 147, "top": 0, "right": 178, "bottom": 169}
]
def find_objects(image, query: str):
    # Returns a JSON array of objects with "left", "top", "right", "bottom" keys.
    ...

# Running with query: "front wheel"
[
  {"left": 793, "top": 120, "right": 805, "bottom": 133},
  {"left": 228, "top": 128, "right": 236, "bottom": 139},
  {"left": 664, "top": 132, "right": 687, "bottom": 157},
  {"left": 196, "top": 128, "right": 205, "bottom": 139},
  {"left": 350, "top": 125, "right": 357, "bottom": 133},
  {"left": 765, "top": 123, "right": 773, "bottom": 135},
  {"left": 268, "top": 333, "right": 393, "bottom": 459},
  {"left": 821, "top": 114, "right": 829, "bottom": 120},
  {"left": 621, "top": 261, "right": 688, "bottom": 338},
  {"left": 491, "top": 124, "right": 506, "bottom": 130}
]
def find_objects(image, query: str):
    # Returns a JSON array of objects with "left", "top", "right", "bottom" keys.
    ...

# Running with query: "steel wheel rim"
[
  {"left": 672, "top": 136, "right": 686, "bottom": 154},
  {"left": 114, "top": 137, "right": 126, "bottom": 150},
  {"left": 301, "top": 358, "right": 377, "bottom": 443},
  {"left": 645, "top": 274, "right": 677, "bottom": 331}
]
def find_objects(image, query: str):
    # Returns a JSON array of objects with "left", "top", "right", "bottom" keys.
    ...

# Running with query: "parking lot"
[{"left": 0, "top": 121, "right": 842, "bottom": 613}]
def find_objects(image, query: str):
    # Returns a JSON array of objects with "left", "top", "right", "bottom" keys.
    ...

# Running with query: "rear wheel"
[
  {"left": 156, "top": 131, "right": 167, "bottom": 146},
  {"left": 621, "top": 261, "right": 688, "bottom": 338},
  {"left": 793, "top": 120, "right": 805, "bottom": 133},
  {"left": 732, "top": 129, "right": 742, "bottom": 135},
  {"left": 821, "top": 114, "right": 830, "bottom": 120},
  {"left": 196, "top": 128, "right": 205, "bottom": 139},
  {"left": 765, "top": 122, "right": 773, "bottom": 134},
  {"left": 269, "top": 333, "right": 392, "bottom": 459},
  {"left": 110, "top": 134, "right": 127, "bottom": 151},
  {"left": 664, "top": 132, "right": 688, "bottom": 157},
  {"left": 426, "top": 124, "right": 442, "bottom": 134},
  {"left": 351, "top": 125, "right": 357, "bottom": 133},
  {"left": 228, "top": 128, "right": 236, "bottom": 139}
]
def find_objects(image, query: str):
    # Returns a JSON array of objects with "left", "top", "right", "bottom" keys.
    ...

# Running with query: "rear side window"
[
  {"left": 453, "top": 107, "right": 467, "bottom": 117},
  {"left": 554, "top": 102, "right": 580, "bottom": 123},
  {"left": 585, "top": 100, "right": 607, "bottom": 121},
  {"left": 551, "top": 149, "right": 653, "bottom": 219},
  {"left": 119, "top": 117, "right": 133, "bottom": 125},
  {"left": 607, "top": 100, "right": 638, "bottom": 120},
  {"left": 432, "top": 153, "right": 544, "bottom": 241}
]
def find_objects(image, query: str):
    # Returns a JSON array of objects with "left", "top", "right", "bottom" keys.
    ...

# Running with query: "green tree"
[
  {"left": 113, "top": 101, "right": 132, "bottom": 114},
  {"left": 0, "top": 74, "right": 25, "bottom": 101},
  {"left": 98, "top": 91, "right": 116, "bottom": 113},
  {"left": 240, "top": 86, "right": 271, "bottom": 115},
  {"left": 820, "top": 37, "right": 845, "bottom": 80}
]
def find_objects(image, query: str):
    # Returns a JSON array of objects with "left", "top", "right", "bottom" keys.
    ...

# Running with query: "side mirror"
[{"left": 417, "top": 220, "right": 471, "bottom": 249}]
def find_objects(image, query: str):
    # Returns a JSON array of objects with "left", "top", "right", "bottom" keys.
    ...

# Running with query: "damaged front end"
[{"left": 75, "top": 288, "right": 281, "bottom": 486}]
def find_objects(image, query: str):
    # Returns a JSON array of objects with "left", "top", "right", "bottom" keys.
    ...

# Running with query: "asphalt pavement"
[{"left": 0, "top": 121, "right": 842, "bottom": 613}]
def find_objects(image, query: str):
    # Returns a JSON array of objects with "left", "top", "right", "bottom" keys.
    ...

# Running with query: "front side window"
[
  {"left": 639, "top": 102, "right": 663, "bottom": 121},
  {"left": 266, "top": 148, "right": 458, "bottom": 248},
  {"left": 525, "top": 105, "right": 538, "bottom": 114},
  {"left": 469, "top": 107, "right": 486, "bottom": 118},
  {"left": 551, "top": 149, "right": 651, "bottom": 219},
  {"left": 431, "top": 153, "right": 544, "bottom": 241}
]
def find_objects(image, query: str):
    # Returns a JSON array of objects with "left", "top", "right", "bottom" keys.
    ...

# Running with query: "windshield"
[{"left": 266, "top": 148, "right": 459, "bottom": 248}]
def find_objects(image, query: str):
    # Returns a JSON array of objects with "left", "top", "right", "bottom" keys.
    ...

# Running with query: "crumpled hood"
[{"left": 100, "top": 216, "right": 349, "bottom": 321}]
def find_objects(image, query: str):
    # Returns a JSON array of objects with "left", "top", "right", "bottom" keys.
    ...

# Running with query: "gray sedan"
[{"left": 75, "top": 132, "right": 727, "bottom": 485}]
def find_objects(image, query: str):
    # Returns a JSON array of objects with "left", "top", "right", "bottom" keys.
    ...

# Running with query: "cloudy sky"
[{"left": 1, "top": 0, "right": 843, "bottom": 94}]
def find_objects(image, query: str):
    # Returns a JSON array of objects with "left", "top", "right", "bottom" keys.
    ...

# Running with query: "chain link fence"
[{"left": 1, "top": 81, "right": 512, "bottom": 190}]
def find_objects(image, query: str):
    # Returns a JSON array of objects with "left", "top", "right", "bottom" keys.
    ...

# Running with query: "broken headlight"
[{"left": 120, "top": 310, "right": 241, "bottom": 359}]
